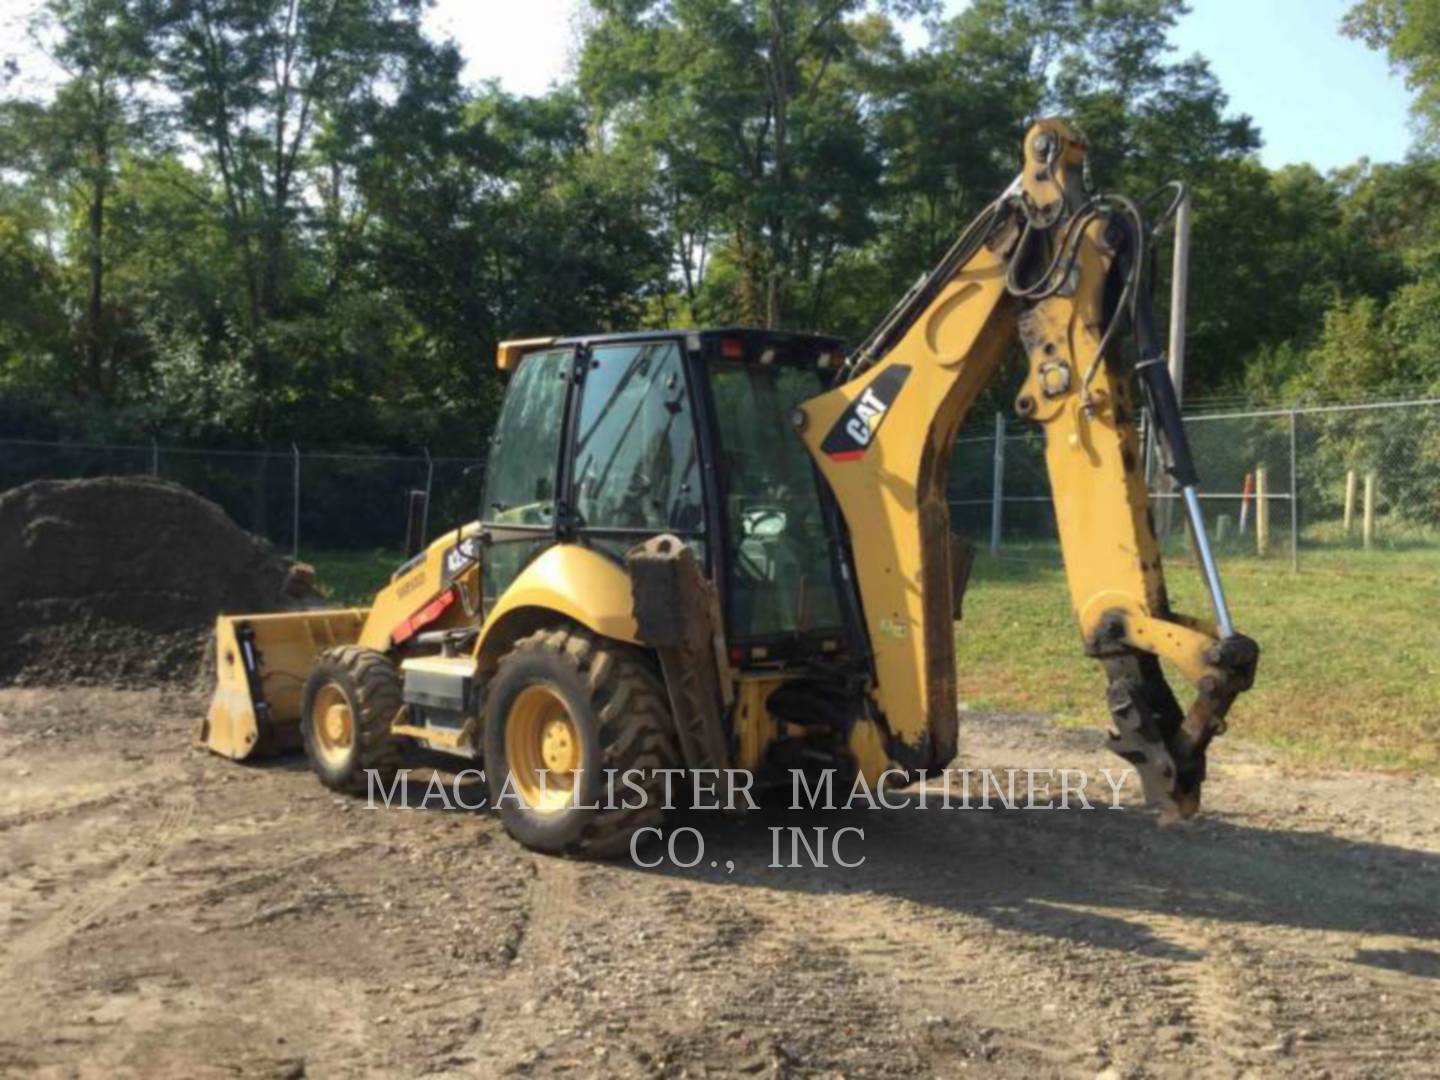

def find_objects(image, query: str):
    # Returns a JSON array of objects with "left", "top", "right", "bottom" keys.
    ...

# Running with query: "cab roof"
[{"left": 496, "top": 328, "right": 846, "bottom": 370}]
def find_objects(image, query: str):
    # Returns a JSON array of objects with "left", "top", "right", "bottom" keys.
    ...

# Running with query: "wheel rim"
[
  {"left": 505, "top": 684, "right": 583, "bottom": 813},
  {"left": 311, "top": 683, "right": 354, "bottom": 770}
]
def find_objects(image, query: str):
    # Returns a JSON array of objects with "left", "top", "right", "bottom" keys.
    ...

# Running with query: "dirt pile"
[{"left": 0, "top": 477, "right": 317, "bottom": 686}]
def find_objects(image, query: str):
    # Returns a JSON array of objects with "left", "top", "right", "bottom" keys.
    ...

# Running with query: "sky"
[{"left": 429, "top": 0, "right": 1417, "bottom": 171}]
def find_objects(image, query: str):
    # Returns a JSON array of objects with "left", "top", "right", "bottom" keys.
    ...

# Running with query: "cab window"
[
  {"left": 481, "top": 348, "right": 570, "bottom": 528},
  {"left": 481, "top": 348, "right": 570, "bottom": 605},
  {"left": 708, "top": 361, "right": 844, "bottom": 639},
  {"left": 572, "top": 340, "right": 702, "bottom": 534}
]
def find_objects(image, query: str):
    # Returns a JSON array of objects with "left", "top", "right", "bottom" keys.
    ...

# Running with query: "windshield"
[{"left": 707, "top": 361, "right": 845, "bottom": 640}]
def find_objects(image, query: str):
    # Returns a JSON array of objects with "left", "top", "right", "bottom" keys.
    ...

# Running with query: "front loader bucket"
[{"left": 199, "top": 609, "right": 368, "bottom": 761}]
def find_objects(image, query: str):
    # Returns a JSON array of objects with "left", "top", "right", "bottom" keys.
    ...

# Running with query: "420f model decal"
[{"left": 820, "top": 365, "right": 912, "bottom": 461}]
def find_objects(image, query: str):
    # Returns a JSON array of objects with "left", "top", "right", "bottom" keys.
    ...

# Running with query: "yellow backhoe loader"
[{"left": 199, "top": 119, "right": 1258, "bottom": 855}]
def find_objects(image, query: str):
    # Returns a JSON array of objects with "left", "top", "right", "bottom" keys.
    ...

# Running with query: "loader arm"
[{"left": 796, "top": 119, "right": 1257, "bottom": 819}]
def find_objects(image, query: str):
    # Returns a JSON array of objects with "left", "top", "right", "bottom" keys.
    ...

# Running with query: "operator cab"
[{"left": 483, "top": 329, "right": 857, "bottom": 660}]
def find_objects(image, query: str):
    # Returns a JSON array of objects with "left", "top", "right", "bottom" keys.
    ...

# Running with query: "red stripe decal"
[{"left": 392, "top": 588, "right": 456, "bottom": 645}]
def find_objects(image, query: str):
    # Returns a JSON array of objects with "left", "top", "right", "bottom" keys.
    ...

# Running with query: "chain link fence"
[
  {"left": 4, "top": 396, "right": 1437, "bottom": 571},
  {"left": 0, "top": 438, "right": 485, "bottom": 557},
  {"left": 949, "top": 397, "right": 1440, "bottom": 571}
]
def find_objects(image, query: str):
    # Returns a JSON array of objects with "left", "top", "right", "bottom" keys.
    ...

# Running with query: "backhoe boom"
[{"left": 797, "top": 119, "right": 1258, "bottom": 819}]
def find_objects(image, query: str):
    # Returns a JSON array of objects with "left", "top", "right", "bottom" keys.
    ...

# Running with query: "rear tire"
[
  {"left": 484, "top": 626, "right": 678, "bottom": 858},
  {"left": 301, "top": 646, "right": 403, "bottom": 794}
]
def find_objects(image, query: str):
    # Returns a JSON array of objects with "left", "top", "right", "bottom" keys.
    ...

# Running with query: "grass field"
[
  {"left": 306, "top": 539, "right": 1439, "bottom": 775},
  {"left": 957, "top": 543, "right": 1440, "bottom": 774},
  {"left": 307, "top": 547, "right": 407, "bottom": 607}
]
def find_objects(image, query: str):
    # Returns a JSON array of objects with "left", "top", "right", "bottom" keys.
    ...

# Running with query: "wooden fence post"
[
  {"left": 1343, "top": 469, "right": 1357, "bottom": 536},
  {"left": 1255, "top": 467, "right": 1269, "bottom": 557},
  {"left": 1363, "top": 472, "right": 1376, "bottom": 551}
]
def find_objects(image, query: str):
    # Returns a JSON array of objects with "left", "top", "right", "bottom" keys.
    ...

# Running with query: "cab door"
[
  {"left": 566, "top": 338, "right": 706, "bottom": 562},
  {"left": 480, "top": 346, "right": 576, "bottom": 605}
]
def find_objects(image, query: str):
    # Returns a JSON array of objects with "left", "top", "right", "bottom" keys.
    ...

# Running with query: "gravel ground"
[{"left": 1, "top": 686, "right": 1437, "bottom": 1078}]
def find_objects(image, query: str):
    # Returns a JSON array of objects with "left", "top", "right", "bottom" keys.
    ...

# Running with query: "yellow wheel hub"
[
  {"left": 540, "top": 718, "right": 579, "bottom": 772},
  {"left": 506, "top": 685, "right": 583, "bottom": 813},
  {"left": 312, "top": 684, "right": 354, "bottom": 769}
]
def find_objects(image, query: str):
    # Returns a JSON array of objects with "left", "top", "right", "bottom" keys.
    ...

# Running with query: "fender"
[{"left": 476, "top": 544, "right": 640, "bottom": 663}]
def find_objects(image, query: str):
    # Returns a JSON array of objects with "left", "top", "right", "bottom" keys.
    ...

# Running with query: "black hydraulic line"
[
  {"left": 1140, "top": 180, "right": 1188, "bottom": 236},
  {"left": 840, "top": 197, "right": 1009, "bottom": 384},
  {"left": 236, "top": 623, "right": 273, "bottom": 728}
]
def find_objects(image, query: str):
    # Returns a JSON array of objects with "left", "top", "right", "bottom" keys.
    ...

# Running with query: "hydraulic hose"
[{"left": 1130, "top": 268, "right": 1199, "bottom": 489}]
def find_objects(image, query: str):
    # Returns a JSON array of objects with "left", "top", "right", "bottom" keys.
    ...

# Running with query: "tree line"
[{"left": 1, "top": 0, "right": 1437, "bottom": 456}]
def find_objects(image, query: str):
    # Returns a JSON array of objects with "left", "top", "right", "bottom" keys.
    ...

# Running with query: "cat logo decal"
[{"left": 820, "top": 366, "right": 911, "bottom": 462}]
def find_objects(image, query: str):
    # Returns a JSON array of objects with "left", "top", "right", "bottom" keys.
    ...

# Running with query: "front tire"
[
  {"left": 484, "top": 626, "right": 678, "bottom": 857},
  {"left": 301, "top": 646, "right": 403, "bottom": 794}
]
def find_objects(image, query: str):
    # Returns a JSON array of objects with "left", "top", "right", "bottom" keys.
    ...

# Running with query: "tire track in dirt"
[
  {"left": 1223, "top": 929, "right": 1440, "bottom": 1076},
  {"left": 557, "top": 873, "right": 931, "bottom": 1077},
  {"left": 0, "top": 766, "right": 189, "bottom": 832},
  {"left": 517, "top": 852, "right": 580, "bottom": 968},
  {"left": 2, "top": 765, "right": 196, "bottom": 975},
  {"left": 0, "top": 789, "right": 129, "bottom": 832},
  {"left": 449, "top": 854, "right": 582, "bottom": 1073},
  {"left": 812, "top": 894, "right": 1100, "bottom": 1075},
  {"left": 151, "top": 840, "right": 378, "bottom": 921},
  {"left": 1131, "top": 912, "right": 1274, "bottom": 1070}
]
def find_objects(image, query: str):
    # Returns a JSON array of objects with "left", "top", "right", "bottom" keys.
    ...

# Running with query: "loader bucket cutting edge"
[{"left": 199, "top": 609, "right": 368, "bottom": 761}]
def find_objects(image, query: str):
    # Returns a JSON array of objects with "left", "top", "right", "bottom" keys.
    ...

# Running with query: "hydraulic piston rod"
[
  {"left": 1182, "top": 485, "right": 1236, "bottom": 637},
  {"left": 1131, "top": 206, "right": 1237, "bottom": 640}
]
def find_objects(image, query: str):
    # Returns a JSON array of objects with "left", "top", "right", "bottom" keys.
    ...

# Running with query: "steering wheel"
[{"left": 743, "top": 506, "right": 787, "bottom": 535}]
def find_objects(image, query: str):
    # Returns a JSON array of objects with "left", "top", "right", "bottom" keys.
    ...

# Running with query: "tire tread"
[{"left": 497, "top": 626, "right": 678, "bottom": 857}]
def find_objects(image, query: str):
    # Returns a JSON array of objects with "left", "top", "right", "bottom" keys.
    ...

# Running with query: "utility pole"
[
  {"left": 1160, "top": 190, "right": 1191, "bottom": 540},
  {"left": 291, "top": 443, "right": 301, "bottom": 559},
  {"left": 989, "top": 412, "right": 1005, "bottom": 556},
  {"left": 1167, "top": 190, "right": 1191, "bottom": 410}
]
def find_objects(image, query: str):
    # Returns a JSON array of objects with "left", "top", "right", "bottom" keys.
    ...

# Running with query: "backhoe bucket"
[{"left": 199, "top": 609, "right": 368, "bottom": 761}]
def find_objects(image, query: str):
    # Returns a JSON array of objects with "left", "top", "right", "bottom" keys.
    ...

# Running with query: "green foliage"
[
  {"left": 1387, "top": 275, "right": 1440, "bottom": 385},
  {"left": 1346, "top": 0, "right": 1440, "bottom": 147},
  {"left": 1259, "top": 295, "right": 1440, "bottom": 526},
  {"left": 0, "top": 215, "right": 68, "bottom": 382},
  {"left": 579, "top": 0, "right": 925, "bottom": 327},
  {"left": 138, "top": 313, "right": 259, "bottom": 438},
  {"left": 2, "top": 0, "right": 1439, "bottom": 456},
  {"left": 1, "top": 0, "right": 156, "bottom": 403}
]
